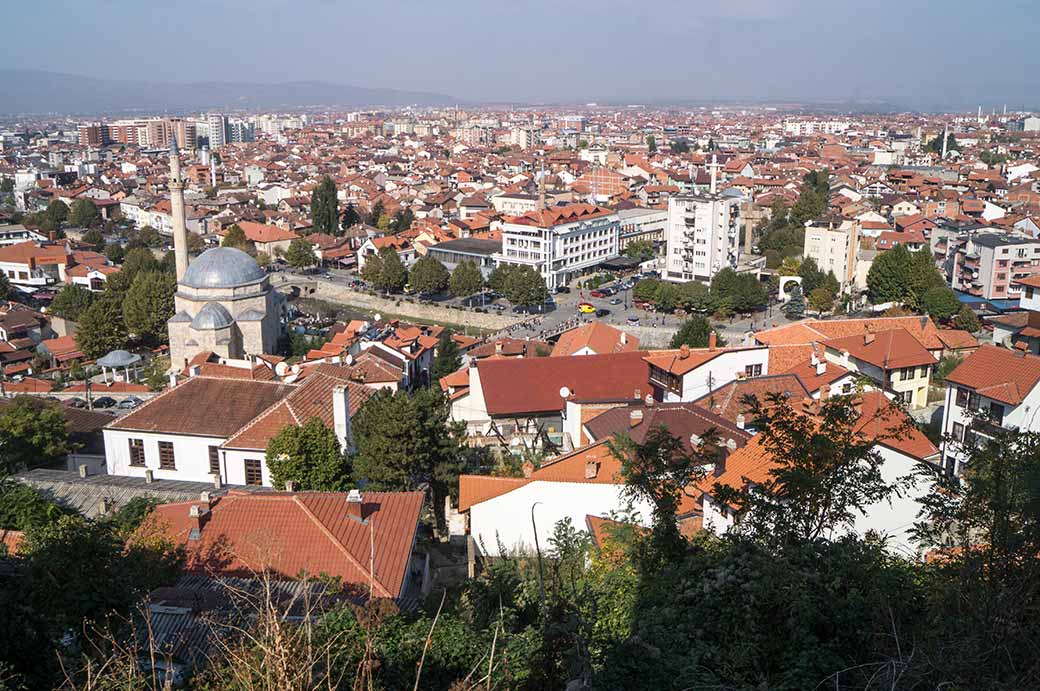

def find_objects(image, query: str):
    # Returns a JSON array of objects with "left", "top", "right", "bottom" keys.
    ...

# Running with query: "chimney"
[
  {"left": 332, "top": 385, "right": 351, "bottom": 451},
  {"left": 679, "top": 344, "right": 690, "bottom": 359},
  {"left": 188, "top": 504, "right": 208, "bottom": 540},
  {"left": 495, "top": 340, "right": 503, "bottom": 354},
  {"left": 200, "top": 491, "right": 211, "bottom": 505},
  {"left": 644, "top": 394, "right": 655, "bottom": 407},
  {"left": 633, "top": 388, "right": 641, "bottom": 400},
  {"left": 144, "top": 469, "right": 154, "bottom": 484},
  {"left": 97, "top": 498, "right": 109, "bottom": 516},
  {"left": 802, "top": 396, "right": 815, "bottom": 414},
  {"left": 285, "top": 480, "right": 296, "bottom": 493},
  {"left": 522, "top": 461, "right": 534, "bottom": 478},
  {"left": 168, "top": 371, "right": 178, "bottom": 388},
  {"left": 820, "top": 385, "right": 831, "bottom": 401},
  {"left": 735, "top": 414, "right": 745, "bottom": 430},
  {"left": 48, "top": 230, "right": 56, "bottom": 242},
  {"left": 211, "top": 473, "right": 222, "bottom": 489},
  {"left": 864, "top": 331, "right": 875, "bottom": 345},
  {"left": 346, "top": 488, "right": 364, "bottom": 522},
  {"left": 815, "top": 357, "right": 826, "bottom": 376},
  {"left": 629, "top": 409, "right": 644, "bottom": 427},
  {"left": 726, "top": 438, "right": 737, "bottom": 452},
  {"left": 78, "top": 463, "right": 89, "bottom": 478},
  {"left": 620, "top": 332, "right": 627, "bottom": 345},
  {"left": 584, "top": 461, "right": 598, "bottom": 479},
  {"left": 708, "top": 331, "right": 717, "bottom": 351}
]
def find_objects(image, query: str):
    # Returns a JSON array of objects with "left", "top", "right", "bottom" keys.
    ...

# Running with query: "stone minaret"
[{"left": 169, "top": 133, "right": 189, "bottom": 281}]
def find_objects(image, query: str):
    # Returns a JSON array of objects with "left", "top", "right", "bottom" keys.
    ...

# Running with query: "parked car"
[
  {"left": 555, "top": 285, "right": 571, "bottom": 294},
  {"left": 589, "top": 289, "right": 607, "bottom": 298},
  {"left": 595, "top": 308, "right": 611, "bottom": 318},
  {"left": 578, "top": 302, "right": 596, "bottom": 314},
  {"left": 117, "top": 396, "right": 143, "bottom": 410},
  {"left": 92, "top": 396, "right": 117, "bottom": 409},
  {"left": 609, "top": 298, "right": 622, "bottom": 305},
  {"left": 65, "top": 397, "right": 88, "bottom": 409},
  {"left": 627, "top": 315, "right": 640, "bottom": 326}
]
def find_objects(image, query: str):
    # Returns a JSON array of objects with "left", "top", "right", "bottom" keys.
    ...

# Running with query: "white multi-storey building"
[
  {"left": 663, "top": 193, "right": 741, "bottom": 283},
  {"left": 205, "top": 113, "right": 227, "bottom": 148},
  {"left": 496, "top": 203, "right": 619, "bottom": 291},
  {"left": 803, "top": 218, "right": 861, "bottom": 290}
]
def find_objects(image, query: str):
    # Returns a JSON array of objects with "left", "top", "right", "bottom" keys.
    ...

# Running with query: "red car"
[{"left": 590, "top": 289, "right": 607, "bottom": 298}]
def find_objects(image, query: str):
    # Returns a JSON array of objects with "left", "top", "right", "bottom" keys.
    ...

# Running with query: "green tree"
[
  {"left": 670, "top": 315, "right": 724, "bottom": 349},
  {"left": 285, "top": 237, "right": 317, "bottom": 269},
  {"left": 449, "top": 259, "right": 484, "bottom": 298},
  {"left": 45, "top": 199, "right": 68, "bottom": 225},
  {"left": 408, "top": 255, "right": 450, "bottom": 295},
  {"left": 921, "top": 286, "right": 961, "bottom": 322},
  {"left": 822, "top": 269, "right": 840, "bottom": 297},
  {"left": 0, "top": 479, "right": 73, "bottom": 530},
  {"left": 367, "top": 200, "right": 385, "bottom": 227},
  {"left": 709, "top": 267, "right": 768, "bottom": 313},
  {"left": 0, "top": 177, "right": 12, "bottom": 194},
  {"left": 68, "top": 198, "right": 100, "bottom": 228},
  {"left": 486, "top": 263, "right": 517, "bottom": 293},
  {"left": 341, "top": 201, "right": 360, "bottom": 231},
  {"left": 623, "top": 239, "right": 656, "bottom": 262},
  {"left": 808, "top": 286, "right": 835, "bottom": 313},
  {"left": 797, "top": 256, "right": 825, "bottom": 294},
  {"left": 48, "top": 284, "right": 94, "bottom": 321},
  {"left": 221, "top": 223, "right": 254, "bottom": 253},
  {"left": 502, "top": 264, "right": 549, "bottom": 308},
  {"left": 361, "top": 246, "right": 407, "bottom": 293},
  {"left": 953, "top": 303, "right": 981, "bottom": 332},
  {"left": 352, "top": 387, "right": 465, "bottom": 529},
  {"left": 714, "top": 391, "right": 896, "bottom": 545},
  {"left": 310, "top": 174, "right": 339, "bottom": 235},
  {"left": 783, "top": 283, "right": 806, "bottom": 319},
  {"left": 266, "top": 417, "right": 350, "bottom": 491},
  {"left": 123, "top": 271, "right": 176, "bottom": 346},
  {"left": 104, "top": 241, "right": 125, "bottom": 264},
  {"left": 431, "top": 331, "right": 462, "bottom": 381},
  {"left": 866, "top": 243, "right": 913, "bottom": 304},
  {"left": 0, "top": 397, "right": 69, "bottom": 474},
  {"left": 675, "top": 280, "right": 711, "bottom": 312},
  {"left": 119, "top": 246, "right": 161, "bottom": 280},
  {"left": 81, "top": 227, "right": 105, "bottom": 251},
  {"left": 927, "top": 131, "right": 960, "bottom": 155},
  {"left": 75, "top": 292, "right": 128, "bottom": 359},
  {"left": 632, "top": 277, "right": 661, "bottom": 303},
  {"left": 389, "top": 208, "right": 415, "bottom": 234},
  {"left": 0, "top": 272, "right": 8, "bottom": 301},
  {"left": 132, "top": 224, "right": 162, "bottom": 248},
  {"left": 646, "top": 135, "right": 657, "bottom": 153}
]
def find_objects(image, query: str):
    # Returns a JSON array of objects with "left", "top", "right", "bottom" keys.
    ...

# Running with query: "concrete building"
[
  {"left": 496, "top": 203, "right": 619, "bottom": 291},
  {"left": 205, "top": 113, "right": 227, "bottom": 148},
  {"left": 802, "top": 218, "right": 861, "bottom": 290},
  {"left": 663, "top": 193, "right": 741, "bottom": 283},
  {"left": 617, "top": 206, "right": 667, "bottom": 249},
  {"left": 946, "top": 233, "right": 1040, "bottom": 301}
]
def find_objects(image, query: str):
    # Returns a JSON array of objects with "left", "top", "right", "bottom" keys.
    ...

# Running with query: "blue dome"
[
  {"left": 191, "top": 302, "right": 234, "bottom": 330},
  {"left": 181, "top": 247, "right": 264, "bottom": 289}
]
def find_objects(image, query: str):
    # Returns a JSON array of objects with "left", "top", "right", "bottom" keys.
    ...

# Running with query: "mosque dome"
[
  {"left": 180, "top": 247, "right": 265, "bottom": 290},
  {"left": 190, "top": 302, "right": 235, "bottom": 330}
]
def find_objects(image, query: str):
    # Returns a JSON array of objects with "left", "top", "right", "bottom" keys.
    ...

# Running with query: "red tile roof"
[
  {"left": 550, "top": 322, "right": 639, "bottom": 357},
  {"left": 755, "top": 316, "right": 944, "bottom": 351},
  {"left": 820, "top": 328, "right": 936, "bottom": 370},
  {"left": 476, "top": 351, "right": 651, "bottom": 415},
  {"left": 147, "top": 491, "right": 422, "bottom": 598},
  {"left": 945, "top": 344, "right": 1040, "bottom": 405}
]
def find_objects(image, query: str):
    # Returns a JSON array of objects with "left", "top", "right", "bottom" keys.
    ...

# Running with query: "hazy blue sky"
[{"left": 4, "top": 0, "right": 1039, "bottom": 108}]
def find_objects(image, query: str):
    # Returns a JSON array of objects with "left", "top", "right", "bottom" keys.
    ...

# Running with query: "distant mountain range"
[{"left": 0, "top": 70, "right": 458, "bottom": 115}]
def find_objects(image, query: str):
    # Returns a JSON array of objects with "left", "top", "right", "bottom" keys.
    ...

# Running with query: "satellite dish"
[
  {"left": 291, "top": 364, "right": 301, "bottom": 374},
  {"left": 345, "top": 354, "right": 354, "bottom": 365},
  {"left": 559, "top": 386, "right": 571, "bottom": 399},
  {"left": 274, "top": 361, "right": 288, "bottom": 376},
  {"left": 373, "top": 313, "right": 382, "bottom": 322}
]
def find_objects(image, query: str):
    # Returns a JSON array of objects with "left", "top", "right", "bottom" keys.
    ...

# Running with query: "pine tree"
[
  {"left": 341, "top": 202, "right": 360, "bottom": 231},
  {"left": 431, "top": 331, "right": 462, "bottom": 381},
  {"left": 309, "top": 175, "right": 339, "bottom": 235},
  {"left": 783, "top": 284, "right": 806, "bottom": 320}
]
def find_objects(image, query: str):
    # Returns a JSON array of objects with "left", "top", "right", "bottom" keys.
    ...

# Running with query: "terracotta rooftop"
[
  {"left": 550, "top": 322, "right": 639, "bottom": 357},
  {"left": 945, "top": 344, "right": 1040, "bottom": 405},
  {"left": 147, "top": 490, "right": 423, "bottom": 599},
  {"left": 820, "top": 328, "right": 936, "bottom": 371},
  {"left": 755, "top": 316, "right": 944, "bottom": 351},
  {"left": 691, "top": 374, "right": 811, "bottom": 425}
]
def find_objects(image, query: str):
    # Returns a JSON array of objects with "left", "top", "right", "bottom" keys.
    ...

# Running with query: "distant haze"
[{"left": 1, "top": 0, "right": 1038, "bottom": 113}]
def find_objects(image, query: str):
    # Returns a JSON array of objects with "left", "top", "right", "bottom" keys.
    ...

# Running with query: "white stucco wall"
[
  {"left": 104, "top": 429, "right": 227, "bottom": 484},
  {"left": 469, "top": 480, "right": 654, "bottom": 557},
  {"left": 661, "top": 348, "right": 770, "bottom": 403}
]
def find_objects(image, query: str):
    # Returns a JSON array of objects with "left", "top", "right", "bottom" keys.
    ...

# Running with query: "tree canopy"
[
  {"left": 670, "top": 315, "right": 724, "bottom": 349},
  {"left": 74, "top": 292, "right": 129, "bottom": 359},
  {"left": 361, "top": 246, "right": 408, "bottom": 293},
  {"left": 285, "top": 238, "right": 318, "bottom": 269},
  {"left": 431, "top": 330, "right": 462, "bottom": 381},
  {"left": 266, "top": 417, "right": 350, "bottom": 491},
  {"left": 49, "top": 284, "right": 95, "bottom": 321},
  {"left": 123, "top": 271, "right": 176, "bottom": 346},
  {"left": 68, "top": 198, "right": 101, "bottom": 228},
  {"left": 449, "top": 259, "right": 484, "bottom": 298},
  {"left": 309, "top": 174, "right": 339, "bottom": 236},
  {"left": 408, "top": 255, "right": 450, "bottom": 295},
  {"left": 0, "top": 397, "right": 68, "bottom": 475}
]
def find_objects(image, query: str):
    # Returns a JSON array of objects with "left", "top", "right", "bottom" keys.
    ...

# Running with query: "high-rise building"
[
  {"left": 206, "top": 113, "right": 228, "bottom": 148},
  {"left": 663, "top": 193, "right": 741, "bottom": 283},
  {"left": 227, "top": 119, "right": 255, "bottom": 143},
  {"left": 77, "top": 123, "right": 108, "bottom": 147},
  {"left": 802, "top": 218, "right": 861, "bottom": 290}
]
